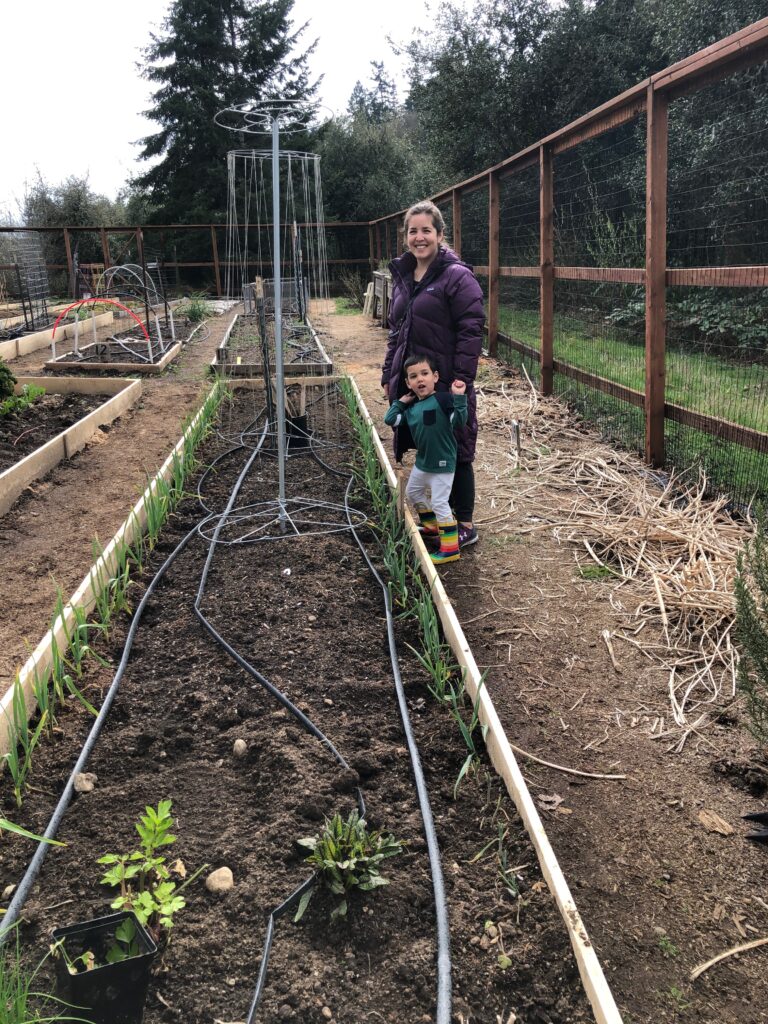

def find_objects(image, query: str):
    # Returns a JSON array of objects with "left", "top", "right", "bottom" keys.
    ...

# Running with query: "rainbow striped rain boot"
[
  {"left": 415, "top": 505, "right": 439, "bottom": 539},
  {"left": 430, "top": 519, "right": 460, "bottom": 565}
]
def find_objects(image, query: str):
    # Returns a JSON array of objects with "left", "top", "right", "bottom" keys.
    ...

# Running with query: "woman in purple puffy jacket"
[{"left": 381, "top": 200, "right": 486, "bottom": 548}]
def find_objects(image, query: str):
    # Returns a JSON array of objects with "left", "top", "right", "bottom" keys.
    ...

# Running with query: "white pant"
[{"left": 406, "top": 466, "right": 455, "bottom": 522}]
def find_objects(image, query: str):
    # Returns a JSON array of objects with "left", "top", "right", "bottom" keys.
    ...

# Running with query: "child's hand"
[
  {"left": 398, "top": 392, "right": 415, "bottom": 404},
  {"left": 451, "top": 379, "right": 466, "bottom": 395}
]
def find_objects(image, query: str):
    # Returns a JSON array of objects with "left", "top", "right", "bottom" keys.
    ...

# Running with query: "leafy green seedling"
[
  {"left": 98, "top": 800, "right": 205, "bottom": 944},
  {"left": 295, "top": 810, "right": 403, "bottom": 922},
  {"left": 658, "top": 934, "right": 679, "bottom": 958}
]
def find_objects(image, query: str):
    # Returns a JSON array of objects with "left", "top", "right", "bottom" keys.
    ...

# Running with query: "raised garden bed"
[
  {"left": 0, "top": 381, "right": 600, "bottom": 1024},
  {"left": 0, "top": 311, "right": 115, "bottom": 362},
  {"left": 212, "top": 312, "right": 333, "bottom": 377},
  {"left": 0, "top": 376, "right": 141, "bottom": 517},
  {"left": 43, "top": 313, "right": 206, "bottom": 376}
]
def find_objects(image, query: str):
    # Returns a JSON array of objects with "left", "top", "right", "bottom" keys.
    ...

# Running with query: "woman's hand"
[{"left": 451, "top": 379, "right": 467, "bottom": 395}]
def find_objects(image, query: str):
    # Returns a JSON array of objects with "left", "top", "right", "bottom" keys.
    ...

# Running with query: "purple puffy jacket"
[{"left": 381, "top": 246, "right": 485, "bottom": 463}]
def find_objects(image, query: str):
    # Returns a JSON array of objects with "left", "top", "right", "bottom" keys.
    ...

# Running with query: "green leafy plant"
[
  {"left": 0, "top": 817, "right": 65, "bottom": 846},
  {"left": 98, "top": 800, "right": 204, "bottom": 944},
  {"left": 445, "top": 674, "right": 489, "bottom": 797},
  {"left": 0, "top": 929, "right": 81, "bottom": 1023},
  {"left": 0, "top": 362, "right": 16, "bottom": 400},
  {"left": 658, "top": 934, "right": 679, "bottom": 958},
  {"left": 3, "top": 677, "right": 48, "bottom": 808},
  {"left": 577, "top": 562, "right": 617, "bottom": 581},
  {"left": 178, "top": 293, "right": 212, "bottom": 324},
  {"left": 295, "top": 810, "right": 403, "bottom": 922},
  {"left": 0, "top": 384, "right": 45, "bottom": 418}
]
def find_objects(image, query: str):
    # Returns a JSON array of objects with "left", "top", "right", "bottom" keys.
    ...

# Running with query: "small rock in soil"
[
  {"left": 321, "top": 1008, "right": 333, "bottom": 1020},
  {"left": 232, "top": 738, "right": 247, "bottom": 758},
  {"left": 278, "top": 1006, "right": 294, "bottom": 1020},
  {"left": 74, "top": 772, "right": 98, "bottom": 793},
  {"left": 205, "top": 866, "right": 234, "bottom": 893},
  {"left": 2, "top": 884, "right": 15, "bottom": 900}
]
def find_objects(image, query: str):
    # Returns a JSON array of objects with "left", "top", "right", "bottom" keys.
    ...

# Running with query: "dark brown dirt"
[
  {"left": 1, "top": 302, "right": 767, "bottom": 1023},
  {"left": 2, "top": 390, "right": 591, "bottom": 1024},
  {"left": 311, "top": 307, "right": 768, "bottom": 1024},
  {"left": 0, "top": 393, "right": 104, "bottom": 470},
  {"left": 0, "top": 311, "right": 232, "bottom": 693}
]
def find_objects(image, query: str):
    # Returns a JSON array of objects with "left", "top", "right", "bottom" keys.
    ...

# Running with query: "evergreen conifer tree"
[{"left": 134, "top": 0, "right": 316, "bottom": 222}]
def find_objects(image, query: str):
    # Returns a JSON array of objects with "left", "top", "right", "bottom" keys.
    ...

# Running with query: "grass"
[
  {"left": 334, "top": 297, "right": 360, "bottom": 316},
  {"left": 577, "top": 563, "right": 617, "bottom": 581},
  {"left": 658, "top": 934, "right": 679, "bottom": 958},
  {"left": 498, "top": 305, "right": 768, "bottom": 434},
  {"left": 0, "top": 931, "right": 77, "bottom": 1023}
]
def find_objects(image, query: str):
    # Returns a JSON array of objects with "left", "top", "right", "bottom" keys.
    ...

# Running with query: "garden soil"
[
  {"left": 0, "top": 303, "right": 766, "bottom": 1022},
  {"left": 0, "top": 393, "right": 105, "bottom": 472}
]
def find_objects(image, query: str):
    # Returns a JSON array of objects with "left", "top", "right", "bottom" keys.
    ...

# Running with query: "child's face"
[{"left": 406, "top": 361, "right": 439, "bottom": 398}]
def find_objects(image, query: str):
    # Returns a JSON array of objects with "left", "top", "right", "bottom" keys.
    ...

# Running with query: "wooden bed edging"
[
  {"left": 210, "top": 314, "right": 334, "bottom": 376},
  {"left": 346, "top": 376, "right": 624, "bottom": 1024},
  {"left": 0, "top": 379, "right": 225, "bottom": 756},
  {"left": 0, "top": 312, "right": 115, "bottom": 362},
  {"left": 0, "top": 377, "right": 142, "bottom": 519},
  {"left": 44, "top": 340, "right": 182, "bottom": 375}
]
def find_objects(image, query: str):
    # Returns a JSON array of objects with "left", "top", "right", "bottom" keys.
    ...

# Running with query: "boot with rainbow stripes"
[
  {"left": 430, "top": 519, "right": 460, "bottom": 565},
  {"left": 415, "top": 505, "right": 439, "bottom": 539}
]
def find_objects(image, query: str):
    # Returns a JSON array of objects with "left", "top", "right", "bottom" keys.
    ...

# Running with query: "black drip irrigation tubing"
[
  {"left": 0, "top": 394, "right": 452, "bottom": 1024},
  {"left": 343, "top": 477, "right": 452, "bottom": 1024}
]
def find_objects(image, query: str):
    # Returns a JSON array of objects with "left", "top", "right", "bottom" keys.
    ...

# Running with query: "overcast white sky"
[{"left": 0, "top": 0, "right": 450, "bottom": 220}]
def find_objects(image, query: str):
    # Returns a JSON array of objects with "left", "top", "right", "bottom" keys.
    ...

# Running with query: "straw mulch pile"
[{"left": 475, "top": 363, "right": 751, "bottom": 752}]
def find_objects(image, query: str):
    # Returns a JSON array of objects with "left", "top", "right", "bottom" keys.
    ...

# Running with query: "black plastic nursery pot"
[{"left": 51, "top": 910, "right": 157, "bottom": 1024}]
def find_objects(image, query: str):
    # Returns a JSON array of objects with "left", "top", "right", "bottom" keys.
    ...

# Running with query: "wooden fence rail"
[{"left": 370, "top": 17, "right": 768, "bottom": 475}]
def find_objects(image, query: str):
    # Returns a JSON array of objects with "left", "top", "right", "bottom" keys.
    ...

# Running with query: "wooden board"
[
  {"left": 0, "top": 312, "right": 114, "bottom": 362},
  {"left": 44, "top": 341, "right": 182, "bottom": 375},
  {"left": 0, "top": 377, "right": 141, "bottom": 518},
  {"left": 0, "top": 380, "right": 222, "bottom": 754},
  {"left": 346, "top": 377, "right": 624, "bottom": 1024}
]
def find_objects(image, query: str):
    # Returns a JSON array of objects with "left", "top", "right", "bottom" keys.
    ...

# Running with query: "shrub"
[
  {"left": 735, "top": 506, "right": 768, "bottom": 746},
  {"left": 0, "top": 361, "right": 16, "bottom": 400}
]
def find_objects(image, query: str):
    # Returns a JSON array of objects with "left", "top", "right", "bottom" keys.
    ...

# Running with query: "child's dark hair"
[{"left": 404, "top": 353, "right": 438, "bottom": 374}]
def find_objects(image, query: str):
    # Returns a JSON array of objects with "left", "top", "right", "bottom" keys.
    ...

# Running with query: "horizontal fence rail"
[
  {"left": 371, "top": 17, "right": 768, "bottom": 507},
  {"left": 4, "top": 19, "right": 768, "bottom": 506},
  {"left": 0, "top": 223, "right": 372, "bottom": 300}
]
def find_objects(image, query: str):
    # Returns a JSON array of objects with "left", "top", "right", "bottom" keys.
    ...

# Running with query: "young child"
[{"left": 384, "top": 354, "right": 468, "bottom": 564}]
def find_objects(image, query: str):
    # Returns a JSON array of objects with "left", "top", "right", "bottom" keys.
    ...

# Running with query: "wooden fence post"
[
  {"left": 396, "top": 218, "right": 404, "bottom": 256},
  {"left": 540, "top": 144, "right": 554, "bottom": 395},
  {"left": 210, "top": 225, "right": 222, "bottom": 297},
  {"left": 488, "top": 171, "right": 500, "bottom": 358},
  {"left": 63, "top": 228, "right": 74, "bottom": 297},
  {"left": 645, "top": 84, "right": 668, "bottom": 467},
  {"left": 368, "top": 225, "right": 376, "bottom": 277},
  {"left": 99, "top": 228, "right": 111, "bottom": 271},
  {"left": 452, "top": 189, "right": 462, "bottom": 257}
]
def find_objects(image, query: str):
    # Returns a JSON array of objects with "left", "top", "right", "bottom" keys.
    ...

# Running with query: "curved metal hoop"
[{"left": 214, "top": 99, "right": 313, "bottom": 136}]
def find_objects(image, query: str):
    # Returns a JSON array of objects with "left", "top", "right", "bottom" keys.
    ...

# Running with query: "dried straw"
[{"left": 476, "top": 362, "right": 751, "bottom": 746}]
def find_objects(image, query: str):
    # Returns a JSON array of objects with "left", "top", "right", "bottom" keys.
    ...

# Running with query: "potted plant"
[
  {"left": 51, "top": 800, "right": 203, "bottom": 1024},
  {"left": 51, "top": 910, "right": 157, "bottom": 1024}
]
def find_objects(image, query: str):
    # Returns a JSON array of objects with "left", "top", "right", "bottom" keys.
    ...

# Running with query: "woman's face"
[{"left": 406, "top": 213, "right": 443, "bottom": 265}]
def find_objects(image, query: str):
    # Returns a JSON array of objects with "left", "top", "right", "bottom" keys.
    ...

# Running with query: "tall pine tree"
[{"left": 134, "top": 0, "right": 316, "bottom": 222}]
